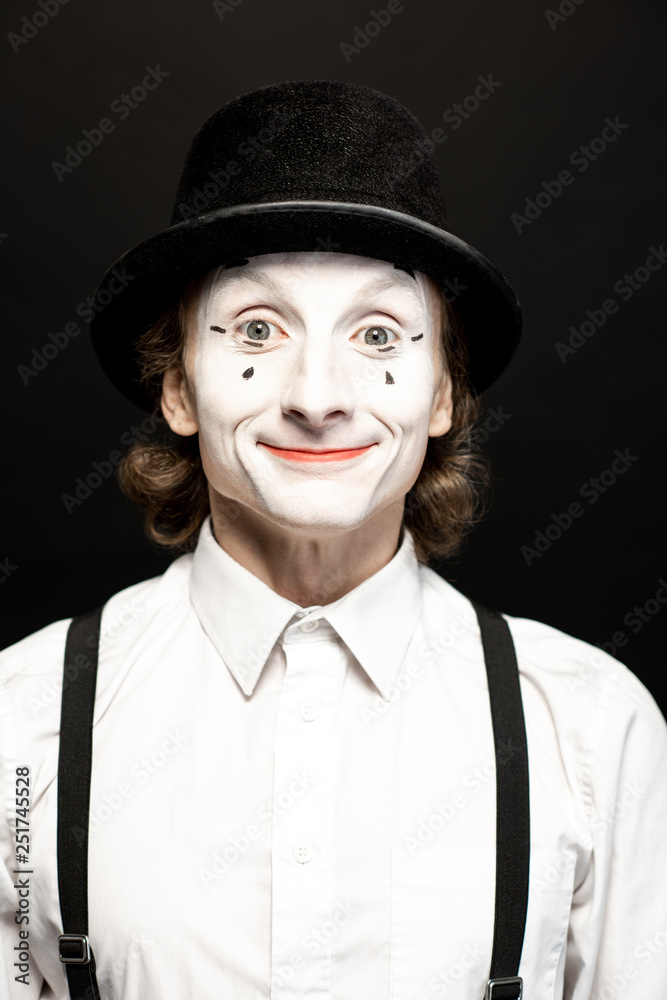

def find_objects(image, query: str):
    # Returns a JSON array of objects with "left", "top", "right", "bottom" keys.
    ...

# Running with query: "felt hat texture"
[{"left": 89, "top": 79, "right": 522, "bottom": 411}]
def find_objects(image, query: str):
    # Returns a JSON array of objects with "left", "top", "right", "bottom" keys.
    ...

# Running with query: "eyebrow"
[
  {"left": 219, "top": 267, "right": 287, "bottom": 301},
  {"left": 347, "top": 272, "right": 424, "bottom": 308},
  {"left": 216, "top": 265, "right": 424, "bottom": 309}
]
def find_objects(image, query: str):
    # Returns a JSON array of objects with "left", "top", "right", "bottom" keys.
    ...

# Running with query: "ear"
[
  {"left": 161, "top": 366, "right": 199, "bottom": 436},
  {"left": 428, "top": 371, "right": 453, "bottom": 437}
]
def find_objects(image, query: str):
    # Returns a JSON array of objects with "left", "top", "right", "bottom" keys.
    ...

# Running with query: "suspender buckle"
[
  {"left": 58, "top": 934, "right": 91, "bottom": 964},
  {"left": 485, "top": 976, "right": 523, "bottom": 999}
]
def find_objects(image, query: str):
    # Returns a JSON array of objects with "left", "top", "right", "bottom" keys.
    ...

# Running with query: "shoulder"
[
  {"left": 503, "top": 609, "right": 663, "bottom": 723},
  {"left": 418, "top": 567, "right": 667, "bottom": 837},
  {"left": 0, "top": 552, "right": 192, "bottom": 682},
  {"left": 419, "top": 564, "right": 667, "bottom": 744},
  {"left": 0, "top": 553, "right": 195, "bottom": 798}
]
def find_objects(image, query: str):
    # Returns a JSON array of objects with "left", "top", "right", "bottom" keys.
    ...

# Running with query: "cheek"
[
  {"left": 191, "top": 338, "right": 270, "bottom": 437},
  {"left": 364, "top": 358, "right": 437, "bottom": 431}
]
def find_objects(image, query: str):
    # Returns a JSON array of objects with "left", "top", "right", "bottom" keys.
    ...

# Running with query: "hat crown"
[
  {"left": 89, "top": 79, "right": 522, "bottom": 411},
  {"left": 170, "top": 80, "right": 450, "bottom": 229}
]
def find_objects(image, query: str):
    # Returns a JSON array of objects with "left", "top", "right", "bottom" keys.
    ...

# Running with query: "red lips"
[{"left": 258, "top": 443, "right": 376, "bottom": 463}]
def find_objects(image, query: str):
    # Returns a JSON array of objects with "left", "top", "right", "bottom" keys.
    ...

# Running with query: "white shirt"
[{"left": 1, "top": 516, "right": 666, "bottom": 1000}]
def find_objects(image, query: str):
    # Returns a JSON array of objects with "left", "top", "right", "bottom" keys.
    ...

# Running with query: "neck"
[{"left": 208, "top": 494, "right": 405, "bottom": 607}]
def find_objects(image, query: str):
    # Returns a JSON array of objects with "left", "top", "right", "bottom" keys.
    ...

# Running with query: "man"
[{"left": 1, "top": 80, "right": 666, "bottom": 1000}]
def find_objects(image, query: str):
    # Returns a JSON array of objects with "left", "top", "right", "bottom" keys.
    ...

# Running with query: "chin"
[
  {"left": 257, "top": 493, "right": 376, "bottom": 535},
  {"left": 264, "top": 510, "right": 370, "bottom": 536}
]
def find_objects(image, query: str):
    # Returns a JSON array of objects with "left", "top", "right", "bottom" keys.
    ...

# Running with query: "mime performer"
[{"left": 1, "top": 80, "right": 666, "bottom": 1000}]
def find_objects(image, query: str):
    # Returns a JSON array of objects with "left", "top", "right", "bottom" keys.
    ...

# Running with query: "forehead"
[{"left": 198, "top": 251, "right": 439, "bottom": 309}]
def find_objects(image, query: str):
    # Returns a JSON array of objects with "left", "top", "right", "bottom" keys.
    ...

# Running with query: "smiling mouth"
[{"left": 258, "top": 443, "right": 377, "bottom": 463}]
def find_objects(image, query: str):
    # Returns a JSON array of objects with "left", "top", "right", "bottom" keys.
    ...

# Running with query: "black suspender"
[
  {"left": 56, "top": 600, "right": 529, "bottom": 1000},
  {"left": 472, "top": 600, "right": 530, "bottom": 1000},
  {"left": 57, "top": 604, "right": 105, "bottom": 1000}
]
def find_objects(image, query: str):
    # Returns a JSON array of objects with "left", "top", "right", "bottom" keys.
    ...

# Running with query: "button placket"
[{"left": 270, "top": 633, "right": 345, "bottom": 997}]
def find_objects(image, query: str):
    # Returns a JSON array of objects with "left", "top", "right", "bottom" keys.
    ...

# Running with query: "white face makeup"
[{"left": 178, "top": 252, "right": 452, "bottom": 537}]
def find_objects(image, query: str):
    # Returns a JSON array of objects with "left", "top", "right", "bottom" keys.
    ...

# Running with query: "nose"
[{"left": 280, "top": 330, "right": 356, "bottom": 429}]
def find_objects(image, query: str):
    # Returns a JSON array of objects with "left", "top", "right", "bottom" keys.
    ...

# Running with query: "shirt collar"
[{"left": 189, "top": 515, "right": 423, "bottom": 700}]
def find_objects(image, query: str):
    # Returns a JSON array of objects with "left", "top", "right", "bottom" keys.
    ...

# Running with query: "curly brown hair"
[{"left": 116, "top": 270, "right": 490, "bottom": 564}]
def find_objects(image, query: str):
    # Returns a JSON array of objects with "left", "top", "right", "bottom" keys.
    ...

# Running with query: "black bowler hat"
[{"left": 89, "top": 79, "right": 522, "bottom": 411}]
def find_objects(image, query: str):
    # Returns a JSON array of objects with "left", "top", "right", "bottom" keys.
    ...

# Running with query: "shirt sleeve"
[{"left": 565, "top": 658, "right": 667, "bottom": 999}]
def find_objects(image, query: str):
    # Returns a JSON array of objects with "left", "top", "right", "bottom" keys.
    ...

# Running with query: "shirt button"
[
  {"left": 293, "top": 842, "right": 314, "bottom": 864},
  {"left": 299, "top": 700, "right": 318, "bottom": 722},
  {"left": 299, "top": 619, "right": 319, "bottom": 633}
]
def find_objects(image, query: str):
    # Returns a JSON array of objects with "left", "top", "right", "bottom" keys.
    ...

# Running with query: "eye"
[
  {"left": 236, "top": 318, "right": 284, "bottom": 346},
  {"left": 355, "top": 325, "right": 398, "bottom": 349},
  {"left": 242, "top": 319, "right": 274, "bottom": 341}
]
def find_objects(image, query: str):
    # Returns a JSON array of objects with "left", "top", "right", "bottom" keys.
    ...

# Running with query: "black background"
[{"left": 3, "top": 0, "right": 665, "bottom": 714}]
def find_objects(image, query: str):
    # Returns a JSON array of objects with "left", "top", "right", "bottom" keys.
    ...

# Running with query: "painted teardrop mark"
[
  {"left": 242, "top": 367, "right": 254, "bottom": 380},
  {"left": 385, "top": 371, "right": 394, "bottom": 384}
]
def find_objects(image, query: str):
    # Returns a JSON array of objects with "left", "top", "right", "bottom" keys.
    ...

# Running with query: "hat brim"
[{"left": 89, "top": 201, "right": 522, "bottom": 411}]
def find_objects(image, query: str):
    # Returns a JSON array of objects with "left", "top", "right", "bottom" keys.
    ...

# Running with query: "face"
[{"left": 163, "top": 252, "right": 452, "bottom": 537}]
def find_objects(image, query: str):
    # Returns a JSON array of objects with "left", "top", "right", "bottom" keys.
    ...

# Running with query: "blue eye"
[
  {"left": 360, "top": 326, "right": 397, "bottom": 348},
  {"left": 244, "top": 320, "right": 272, "bottom": 341}
]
